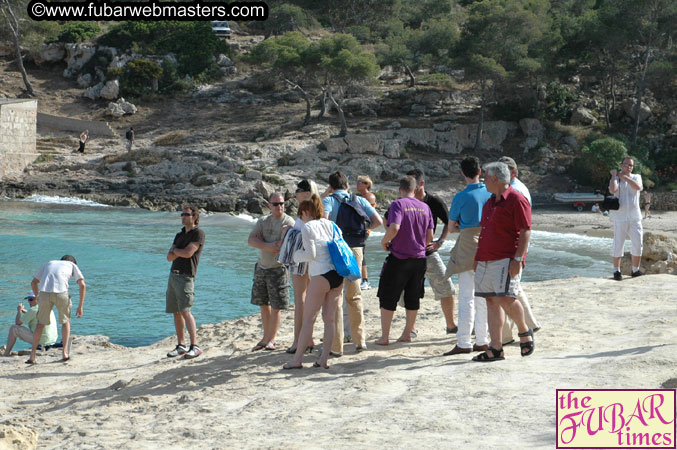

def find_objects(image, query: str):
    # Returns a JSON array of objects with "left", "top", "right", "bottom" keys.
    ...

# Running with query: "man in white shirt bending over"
[{"left": 27, "top": 255, "right": 86, "bottom": 364}]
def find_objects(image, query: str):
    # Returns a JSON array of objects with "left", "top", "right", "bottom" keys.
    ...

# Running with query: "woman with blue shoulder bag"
[{"left": 283, "top": 195, "right": 344, "bottom": 370}]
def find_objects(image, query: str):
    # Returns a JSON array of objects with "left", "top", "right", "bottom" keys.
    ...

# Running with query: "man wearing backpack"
[
  {"left": 125, "top": 127, "right": 134, "bottom": 152},
  {"left": 323, "top": 171, "right": 383, "bottom": 355}
]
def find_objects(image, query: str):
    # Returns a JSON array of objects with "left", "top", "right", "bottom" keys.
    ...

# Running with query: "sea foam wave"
[{"left": 20, "top": 195, "right": 111, "bottom": 208}]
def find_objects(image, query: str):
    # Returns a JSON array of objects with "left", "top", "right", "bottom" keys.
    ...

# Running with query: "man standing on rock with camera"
[{"left": 609, "top": 157, "right": 643, "bottom": 280}]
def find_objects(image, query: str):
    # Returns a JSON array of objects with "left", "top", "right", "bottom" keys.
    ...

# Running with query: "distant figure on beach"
[
  {"left": 278, "top": 180, "right": 319, "bottom": 354},
  {"left": 591, "top": 203, "right": 601, "bottom": 213},
  {"left": 609, "top": 157, "right": 643, "bottom": 280},
  {"left": 3, "top": 293, "right": 57, "bottom": 356},
  {"left": 283, "top": 195, "right": 345, "bottom": 370},
  {"left": 323, "top": 171, "right": 382, "bottom": 355},
  {"left": 643, "top": 189, "right": 653, "bottom": 218},
  {"left": 165, "top": 205, "right": 205, "bottom": 359},
  {"left": 376, "top": 176, "right": 432, "bottom": 346},
  {"left": 125, "top": 127, "right": 134, "bottom": 152},
  {"left": 78, "top": 130, "right": 89, "bottom": 153},
  {"left": 356, "top": 175, "right": 376, "bottom": 291},
  {"left": 442, "top": 157, "right": 491, "bottom": 356},
  {"left": 27, "top": 255, "right": 86, "bottom": 364},
  {"left": 472, "top": 162, "right": 534, "bottom": 362},
  {"left": 248, "top": 192, "right": 295, "bottom": 352},
  {"left": 406, "top": 168, "right": 457, "bottom": 335},
  {"left": 497, "top": 156, "right": 542, "bottom": 344}
]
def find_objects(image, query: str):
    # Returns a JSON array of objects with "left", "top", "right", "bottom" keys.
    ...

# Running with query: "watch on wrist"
[{"left": 513, "top": 256, "right": 523, "bottom": 262}]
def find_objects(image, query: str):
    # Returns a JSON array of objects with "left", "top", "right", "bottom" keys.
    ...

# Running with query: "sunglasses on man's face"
[
  {"left": 270, "top": 202, "right": 285, "bottom": 207},
  {"left": 180, "top": 213, "right": 193, "bottom": 217}
]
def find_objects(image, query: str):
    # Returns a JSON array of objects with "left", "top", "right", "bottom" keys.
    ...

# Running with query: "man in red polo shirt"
[{"left": 472, "top": 162, "right": 534, "bottom": 362}]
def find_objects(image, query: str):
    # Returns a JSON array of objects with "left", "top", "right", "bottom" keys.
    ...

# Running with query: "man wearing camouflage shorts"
[{"left": 248, "top": 192, "right": 295, "bottom": 351}]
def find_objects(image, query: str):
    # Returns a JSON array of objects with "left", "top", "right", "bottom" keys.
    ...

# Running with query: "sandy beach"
[
  {"left": 1, "top": 269, "right": 676, "bottom": 449},
  {"left": 1, "top": 211, "right": 676, "bottom": 449},
  {"left": 531, "top": 209, "right": 677, "bottom": 239}
]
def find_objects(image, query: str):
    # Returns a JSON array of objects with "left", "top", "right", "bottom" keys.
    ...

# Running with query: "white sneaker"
[
  {"left": 167, "top": 344, "right": 187, "bottom": 358},
  {"left": 360, "top": 280, "right": 371, "bottom": 290},
  {"left": 183, "top": 345, "right": 202, "bottom": 359}
]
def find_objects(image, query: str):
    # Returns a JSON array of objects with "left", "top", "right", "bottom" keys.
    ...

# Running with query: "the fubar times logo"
[{"left": 557, "top": 389, "right": 676, "bottom": 449}]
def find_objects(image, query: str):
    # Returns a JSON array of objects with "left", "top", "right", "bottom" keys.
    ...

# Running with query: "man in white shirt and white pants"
[
  {"left": 609, "top": 157, "right": 643, "bottom": 280},
  {"left": 27, "top": 255, "right": 86, "bottom": 364}
]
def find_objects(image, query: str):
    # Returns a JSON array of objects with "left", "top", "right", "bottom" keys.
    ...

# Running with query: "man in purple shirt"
[{"left": 376, "top": 176, "right": 433, "bottom": 346}]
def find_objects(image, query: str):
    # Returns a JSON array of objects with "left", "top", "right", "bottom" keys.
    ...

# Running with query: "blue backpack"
[{"left": 331, "top": 193, "right": 372, "bottom": 247}]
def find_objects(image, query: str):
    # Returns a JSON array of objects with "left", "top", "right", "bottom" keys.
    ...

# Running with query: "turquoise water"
[{"left": 0, "top": 197, "right": 619, "bottom": 348}]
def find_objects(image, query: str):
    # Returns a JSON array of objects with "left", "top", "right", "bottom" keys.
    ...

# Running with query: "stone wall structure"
[
  {"left": 37, "top": 113, "right": 116, "bottom": 138},
  {"left": 0, "top": 99, "right": 38, "bottom": 181}
]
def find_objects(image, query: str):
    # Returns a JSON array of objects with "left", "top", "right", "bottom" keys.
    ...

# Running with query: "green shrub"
[
  {"left": 98, "top": 21, "right": 228, "bottom": 78},
  {"left": 569, "top": 137, "right": 628, "bottom": 187},
  {"left": 119, "top": 59, "right": 162, "bottom": 98},
  {"left": 248, "top": 4, "right": 316, "bottom": 37},
  {"left": 417, "top": 73, "right": 457, "bottom": 89},
  {"left": 58, "top": 22, "right": 101, "bottom": 43},
  {"left": 545, "top": 82, "right": 577, "bottom": 121}
]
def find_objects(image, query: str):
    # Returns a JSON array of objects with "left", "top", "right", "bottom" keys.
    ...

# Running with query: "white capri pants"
[{"left": 612, "top": 220, "right": 643, "bottom": 257}]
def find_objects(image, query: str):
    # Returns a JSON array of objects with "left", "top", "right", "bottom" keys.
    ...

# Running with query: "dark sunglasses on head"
[
  {"left": 180, "top": 213, "right": 194, "bottom": 217},
  {"left": 270, "top": 202, "right": 285, "bottom": 206}
]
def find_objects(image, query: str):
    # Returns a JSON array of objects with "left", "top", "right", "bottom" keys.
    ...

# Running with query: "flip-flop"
[
  {"left": 285, "top": 347, "right": 297, "bottom": 354},
  {"left": 264, "top": 343, "right": 276, "bottom": 351},
  {"left": 59, "top": 357, "right": 70, "bottom": 362},
  {"left": 282, "top": 363, "right": 302, "bottom": 370},
  {"left": 25, "top": 359, "right": 36, "bottom": 365},
  {"left": 252, "top": 342, "right": 266, "bottom": 352},
  {"left": 312, "top": 361, "right": 329, "bottom": 369}
]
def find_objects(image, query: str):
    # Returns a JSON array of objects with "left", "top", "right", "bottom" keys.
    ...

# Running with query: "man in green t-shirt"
[{"left": 3, "top": 293, "right": 57, "bottom": 356}]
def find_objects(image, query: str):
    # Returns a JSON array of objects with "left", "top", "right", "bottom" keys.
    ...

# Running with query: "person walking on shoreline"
[
  {"left": 27, "top": 255, "right": 86, "bottom": 364},
  {"left": 497, "top": 156, "right": 542, "bottom": 344},
  {"left": 376, "top": 176, "right": 433, "bottom": 346},
  {"left": 472, "top": 162, "right": 534, "bottom": 362},
  {"left": 643, "top": 189, "right": 653, "bottom": 219},
  {"left": 248, "top": 193, "right": 295, "bottom": 351},
  {"left": 609, "top": 157, "right": 644, "bottom": 280},
  {"left": 166, "top": 205, "right": 206, "bottom": 359}
]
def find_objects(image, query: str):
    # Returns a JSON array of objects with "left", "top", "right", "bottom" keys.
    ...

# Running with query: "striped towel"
[{"left": 277, "top": 228, "right": 307, "bottom": 276}]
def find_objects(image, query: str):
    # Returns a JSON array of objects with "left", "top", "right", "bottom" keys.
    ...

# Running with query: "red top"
[{"left": 475, "top": 186, "right": 531, "bottom": 262}]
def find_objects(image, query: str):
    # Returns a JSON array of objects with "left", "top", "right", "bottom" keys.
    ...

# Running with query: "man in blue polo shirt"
[
  {"left": 442, "top": 156, "right": 492, "bottom": 356},
  {"left": 323, "top": 170, "right": 383, "bottom": 355}
]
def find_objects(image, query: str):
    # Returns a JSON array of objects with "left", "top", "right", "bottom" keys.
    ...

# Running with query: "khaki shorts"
[
  {"left": 474, "top": 258, "right": 521, "bottom": 299},
  {"left": 166, "top": 272, "right": 195, "bottom": 313},
  {"left": 37, "top": 292, "right": 71, "bottom": 325},
  {"left": 426, "top": 251, "right": 456, "bottom": 299}
]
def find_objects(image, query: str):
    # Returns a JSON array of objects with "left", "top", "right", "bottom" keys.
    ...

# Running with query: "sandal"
[
  {"left": 518, "top": 328, "right": 535, "bottom": 357},
  {"left": 264, "top": 342, "right": 276, "bottom": 351},
  {"left": 285, "top": 347, "right": 297, "bottom": 354},
  {"left": 312, "top": 361, "right": 329, "bottom": 369},
  {"left": 252, "top": 342, "right": 266, "bottom": 352},
  {"left": 472, "top": 346, "right": 505, "bottom": 362},
  {"left": 282, "top": 362, "right": 303, "bottom": 370}
]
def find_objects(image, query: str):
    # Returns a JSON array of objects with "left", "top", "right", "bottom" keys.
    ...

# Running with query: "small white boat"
[{"left": 553, "top": 193, "right": 605, "bottom": 211}]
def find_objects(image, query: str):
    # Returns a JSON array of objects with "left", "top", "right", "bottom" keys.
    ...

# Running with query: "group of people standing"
[{"left": 242, "top": 159, "right": 541, "bottom": 369}]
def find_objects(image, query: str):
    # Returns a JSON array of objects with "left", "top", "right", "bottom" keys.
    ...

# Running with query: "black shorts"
[
  {"left": 321, "top": 270, "right": 344, "bottom": 289},
  {"left": 377, "top": 254, "right": 426, "bottom": 311}
]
